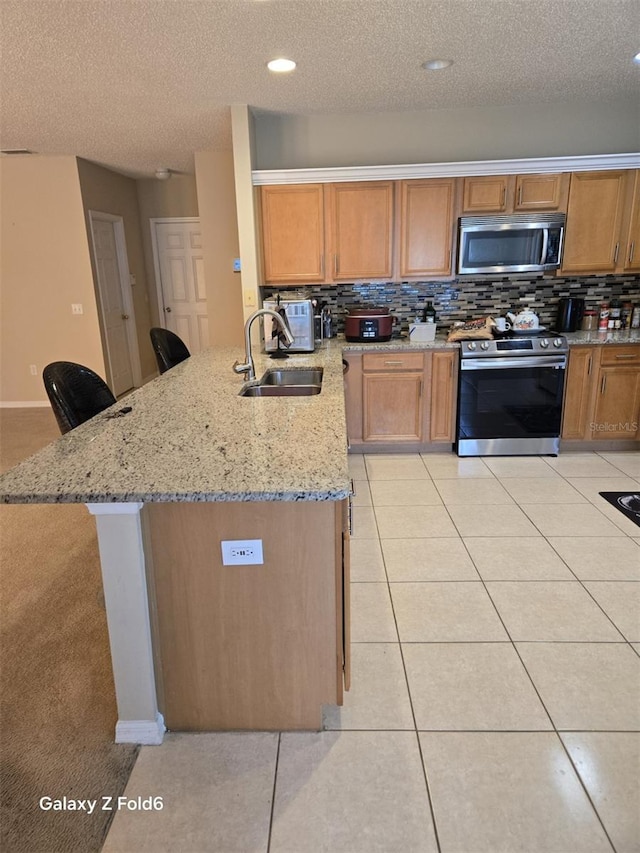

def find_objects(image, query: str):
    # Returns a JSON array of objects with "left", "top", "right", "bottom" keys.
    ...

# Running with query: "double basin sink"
[{"left": 239, "top": 368, "right": 323, "bottom": 397}]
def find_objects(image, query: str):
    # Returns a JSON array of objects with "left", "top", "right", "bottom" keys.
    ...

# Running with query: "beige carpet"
[{"left": 0, "top": 409, "right": 138, "bottom": 853}]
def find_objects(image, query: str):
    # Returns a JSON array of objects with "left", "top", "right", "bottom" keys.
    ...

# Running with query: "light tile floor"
[{"left": 104, "top": 451, "right": 640, "bottom": 853}]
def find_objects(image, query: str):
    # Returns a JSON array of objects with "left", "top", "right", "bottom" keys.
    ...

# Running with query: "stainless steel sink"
[
  {"left": 239, "top": 384, "right": 322, "bottom": 397},
  {"left": 259, "top": 368, "right": 324, "bottom": 386}
]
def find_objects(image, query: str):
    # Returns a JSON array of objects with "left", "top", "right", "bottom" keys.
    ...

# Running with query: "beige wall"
[
  {"left": 136, "top": 175, "right": 199, "bottom": 328},
  {"left": 76, "top": 158, "right": 156, "bottom": 382},
  {"left": 254, "top": 98, "right": 640, "bottom": 170},
  {"left": 194, "top": 150, "right": 244, "bottom": 347},
  {"left": 0, "top": 155, "right": 105, "bottom": 404}
]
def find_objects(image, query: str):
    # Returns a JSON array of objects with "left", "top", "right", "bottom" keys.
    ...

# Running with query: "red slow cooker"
[{"left": 344, "top": 307, "right": 397, "bottom": 342}]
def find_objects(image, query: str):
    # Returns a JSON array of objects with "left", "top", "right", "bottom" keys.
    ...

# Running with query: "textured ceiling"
[{"left": 1, "top": 0, "right": 638, "bottom": 178}]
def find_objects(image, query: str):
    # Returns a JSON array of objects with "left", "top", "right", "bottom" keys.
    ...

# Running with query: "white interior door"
[
  {"left": 152, "top": 219, "right": 208, "bottom": 354},
  {"left": 89, "top": 214, "right": 136, "bottom": 397}
]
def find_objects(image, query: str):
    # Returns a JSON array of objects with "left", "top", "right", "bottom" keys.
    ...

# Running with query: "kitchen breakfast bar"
[{"left": 0, "top": 344, "right": 352, "bottom": 743}]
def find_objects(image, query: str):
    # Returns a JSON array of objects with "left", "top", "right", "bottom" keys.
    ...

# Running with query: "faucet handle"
[{"left": 233, "top": 360, "right": 251, "bottom": 376}]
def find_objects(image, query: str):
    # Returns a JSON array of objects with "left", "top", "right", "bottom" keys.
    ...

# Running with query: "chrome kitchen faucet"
[{"left": 233, "top": 308, "right": 294, "bottom": 382}]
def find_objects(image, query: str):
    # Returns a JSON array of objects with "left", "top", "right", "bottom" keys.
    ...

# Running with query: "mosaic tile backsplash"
[{"left": 263, "top": 274, "right": 640, "bottom": 335}]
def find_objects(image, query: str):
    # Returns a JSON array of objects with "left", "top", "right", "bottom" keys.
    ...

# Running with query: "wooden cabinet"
[
  {"left": 462, "top": 173, "right": 568, "bottom": 214},
  {"left": 514, "top": 173, "right": 567, "bottom": 211},
  {"left": 343, "top": 348, "right": 459, "bottom": 450},
  {"left": 560, "top": 171, "right": 629, "bottom": 274},
  {"left": 328, "top": 182, "right": 394, "bottom": 280},
  {"left": 362, "top": 352, "right": 426, "bottom": 442},
  {"left": 430, "top": 350, "right": 458, "bottom": 441},
  {"left": 463, "top": 175, "right": 510, "bottom": 212},
  {"left": 145, "top": 499, "right": 349, "bottom": 731},
  {"left": 399, "top": 179, "right": 457, "bottom": 278},
  {"left": 621, "top": 170, "right": 640, "bottom": 272},
  {"left": 260, "top": 184, "right": 326, "bottom": 283},
  {"left": 562, "top": 345, "right": 640, "bottom": 442}
]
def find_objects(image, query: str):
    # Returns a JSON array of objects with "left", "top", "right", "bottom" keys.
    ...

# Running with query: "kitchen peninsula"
[{"left": 0, "top": 344, "right": 352, "bottom": 743}]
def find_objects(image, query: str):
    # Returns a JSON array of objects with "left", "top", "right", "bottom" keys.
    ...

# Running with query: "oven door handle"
[{"left": 461, "top": 356, "right": 566, "bottom": 370}]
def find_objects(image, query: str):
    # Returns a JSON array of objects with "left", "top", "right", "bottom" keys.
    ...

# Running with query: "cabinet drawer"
[
  {"left": 362, "top": 352, "right": 424, "bottom": 372},
  {"left": 599, "top": 345, "right": 640, "bottom": 366}
]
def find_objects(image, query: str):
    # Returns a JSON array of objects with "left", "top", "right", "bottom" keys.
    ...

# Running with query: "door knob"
[
  {"left": 165, "top": 306, "right": 172, "bottom": 313},
  {"left": 121, "top": 314, "right": 129, "bottom": 320}
]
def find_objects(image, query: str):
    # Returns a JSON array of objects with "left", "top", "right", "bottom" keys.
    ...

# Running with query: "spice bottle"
[
  {"left": 581, "top": 309, "right": 597, "bottom": 331},
  {"left": 632, "top": 305, "right": 640, "bottom": 329},
  {"left": 622, "top": 302, "right": 633, "bottom": 330},
  {"left": 598, "top": 302, "right": 610, "bottom": 331},
  {"left": 609, "top": 298, "right": 622, "bottom": 330}
]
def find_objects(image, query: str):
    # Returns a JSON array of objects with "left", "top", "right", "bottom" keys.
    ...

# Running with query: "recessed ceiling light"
[
  {"left": 267, "top": 58, "right": 296, "bottom": 73},
  {"left": 421, "top": 59, "right": 454, "bottom": 71},
  {"left": 633, "top": 51, "right": 640, "bottom": 65}
]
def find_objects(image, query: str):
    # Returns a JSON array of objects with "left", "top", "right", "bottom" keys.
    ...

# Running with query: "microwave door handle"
[{"left": 540, "top": 228, "right": 549, "bottom": 265}]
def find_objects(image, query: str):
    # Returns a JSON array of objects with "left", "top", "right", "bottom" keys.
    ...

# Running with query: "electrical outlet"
[
  {"left": 233, "top": 258, "right": 242, "bottom": 272},
  {"left": 243, "top": 290, "right": 256, "bottom": 308},
  {"left": 29, "top": 364, "right": 37, "bottom": 376},
  {"left": 71, "top": 303, "right": 83, "bottom": 315},
  {"left": 221, "top": 539, "right": 264, "bottom": 566}
]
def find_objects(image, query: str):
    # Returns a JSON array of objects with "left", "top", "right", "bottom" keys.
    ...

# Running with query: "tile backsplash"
[{"left": 263, "top": 274, "right": 640, "bottom": 334}]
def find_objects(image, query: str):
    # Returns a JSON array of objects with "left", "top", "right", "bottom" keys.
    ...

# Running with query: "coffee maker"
[{"left": 554, "top": 297, "right": 585, "bottom": 332}]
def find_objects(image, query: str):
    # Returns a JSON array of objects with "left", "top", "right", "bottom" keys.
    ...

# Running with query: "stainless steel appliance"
[
  {"left": 458, "top": 213, "right": 565, "bottom": 275},
  {"left": 554, "top": 297, "right": 585, "bottom": 332},
  {"left": 344, "top": 307, "right": 396, "bottom": 342},
  {"left": 263, "top": 297, "right": 315, "bottom": 353},
  {"left": 456, "top": 331, "right": 568, "bottom": 456}
]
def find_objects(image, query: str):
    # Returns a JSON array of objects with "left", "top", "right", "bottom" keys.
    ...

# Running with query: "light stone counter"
[
  {"left": 564, "top": 329, "right": 640, "bottom": 346},
  {"left": 0, "top": 342, "right": 351, "bottom": 504}
]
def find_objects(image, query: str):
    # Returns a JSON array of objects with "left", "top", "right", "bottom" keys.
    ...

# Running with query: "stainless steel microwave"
[{"left": 458, "top": 212, "right": 565, "bottom": 275}]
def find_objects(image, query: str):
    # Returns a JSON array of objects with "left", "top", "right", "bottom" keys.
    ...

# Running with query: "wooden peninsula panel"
[{"left": 145, "top": 500, "right": 343, "bottom": 731}]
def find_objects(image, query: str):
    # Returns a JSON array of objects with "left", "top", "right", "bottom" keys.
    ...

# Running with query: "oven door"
[{"left": 457, "top": 355, "right": 566, "bottom": 456}]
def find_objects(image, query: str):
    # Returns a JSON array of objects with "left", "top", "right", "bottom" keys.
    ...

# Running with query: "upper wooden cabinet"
[
  {"left": 514, "top": 173, "right": 567, "bottom": 210},
  {"left": 621, "top": 169, "right": 640, "bottom": 272},
  {"left": 463, "top": 175, "right": 509, "bottom": 212},
  {"left": 328, "top": 182, "right": 394, "bottom": 280},
  {"left": 560, "top": 171, "right": 629, "bottom": 274},
  {"left": 260, "top": 184, "right": 326, "bottom": 283},
  {"left": 399, "top": 179, "right": 457, "bottom": 278}
]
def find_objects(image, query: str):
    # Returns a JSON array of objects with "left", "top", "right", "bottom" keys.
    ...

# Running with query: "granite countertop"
[
  {"left": 0, "top": 343, "right": 351, "bottom": 504},
  {"left": 342, "top": 333, "right": 458, "bottom": 351},
  {"left": 563, "top": 329, "right": 640, "bottom": 346}
]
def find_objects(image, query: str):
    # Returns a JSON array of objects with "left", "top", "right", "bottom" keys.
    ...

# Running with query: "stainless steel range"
[{"left": 456, "top": 331, "right": 568, "bottom": 456}]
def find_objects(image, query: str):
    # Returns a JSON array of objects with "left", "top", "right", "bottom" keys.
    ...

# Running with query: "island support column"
[{"left": 86, "top": 502, "right": 165, "bottom": 745}]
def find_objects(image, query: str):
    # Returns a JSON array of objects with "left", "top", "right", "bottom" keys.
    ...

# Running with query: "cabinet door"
[
  {"left": 363, "top": 372, "right": 423, "bottom": 441},
  {"left": 260, "top": 184, "right": 325, "bottom": 283},
  {"left": 622, "top": 170, "right": 640, "bottom": 272},
  {"left": 399, "top": 179, "right": 456, "bottom": 277},
  {"left": 462, "top": 175, "right": 510, "bottom": 212},
  {"left": 430, "top": 350, "right": 458, "bottom": 441},
  {"left": 592, "top": 368, "right": 640, "bottom": 440},
  {"left": 561, "top": 347, "right": 596, "bottom": 440},
  {"left": 514, "top": 173, "right": 565, "bottom": 211},
  {"left": 329, "top": 182, "right": 394, "bottom": 280},
  {"left": 561, "top": 171, "right": 628, "bottom": 274}
]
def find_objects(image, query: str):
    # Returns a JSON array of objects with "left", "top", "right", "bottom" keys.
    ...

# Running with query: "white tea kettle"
[{"left": 506, "top": 307, "right": 540, "bottom": 331}]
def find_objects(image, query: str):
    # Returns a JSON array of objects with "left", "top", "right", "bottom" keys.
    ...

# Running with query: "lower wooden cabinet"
[
  {"left": 562, "top": 345, "right": 640, "bottom": 442},
  {"left": 145, "top": 499, "right": 350, "bottom": 731},
  {"left": 344, "top": 348, "right": 458, "bottom": 450}
]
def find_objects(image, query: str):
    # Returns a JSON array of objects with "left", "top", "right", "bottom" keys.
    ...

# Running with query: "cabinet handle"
[
  {"left": 629, "top": 242, "right": 635, "bottom": 264},
  {"left": 384, "top": 360, "right": 404, "bottom": 366},
  {"left": 587, "top": 355, "right": 592, "bottom": 375},
  {"left": 334, "top": 253, "right": 338, "bottom": 277},
  {"left": 614, "top": 354, "right": 637, "bottom": 359},
  {"left": 418, "top": 380, "right": 422, "bottom": 397},
  {"left": 348, "top": 495, "right": 353, "bottom": 536},
  {"left": 601, "top": 375, "right": 607, "bottom": 395},
  {"left": 501, "top": 187, "right": 506, "bottom": 208},
  {"left": 613, "top": 242, "right": 620, "bottom": 265},
  {"left": 517, "top": 185, "right": 522, "bottom": 206}
]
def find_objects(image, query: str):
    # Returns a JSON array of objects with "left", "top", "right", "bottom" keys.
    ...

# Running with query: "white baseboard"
[
  {"left": 115, "top": 713, "right": 165, "bottom": 745},
  {"left": 0, "top": 401, "right": 50, "bottom": 408}
]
